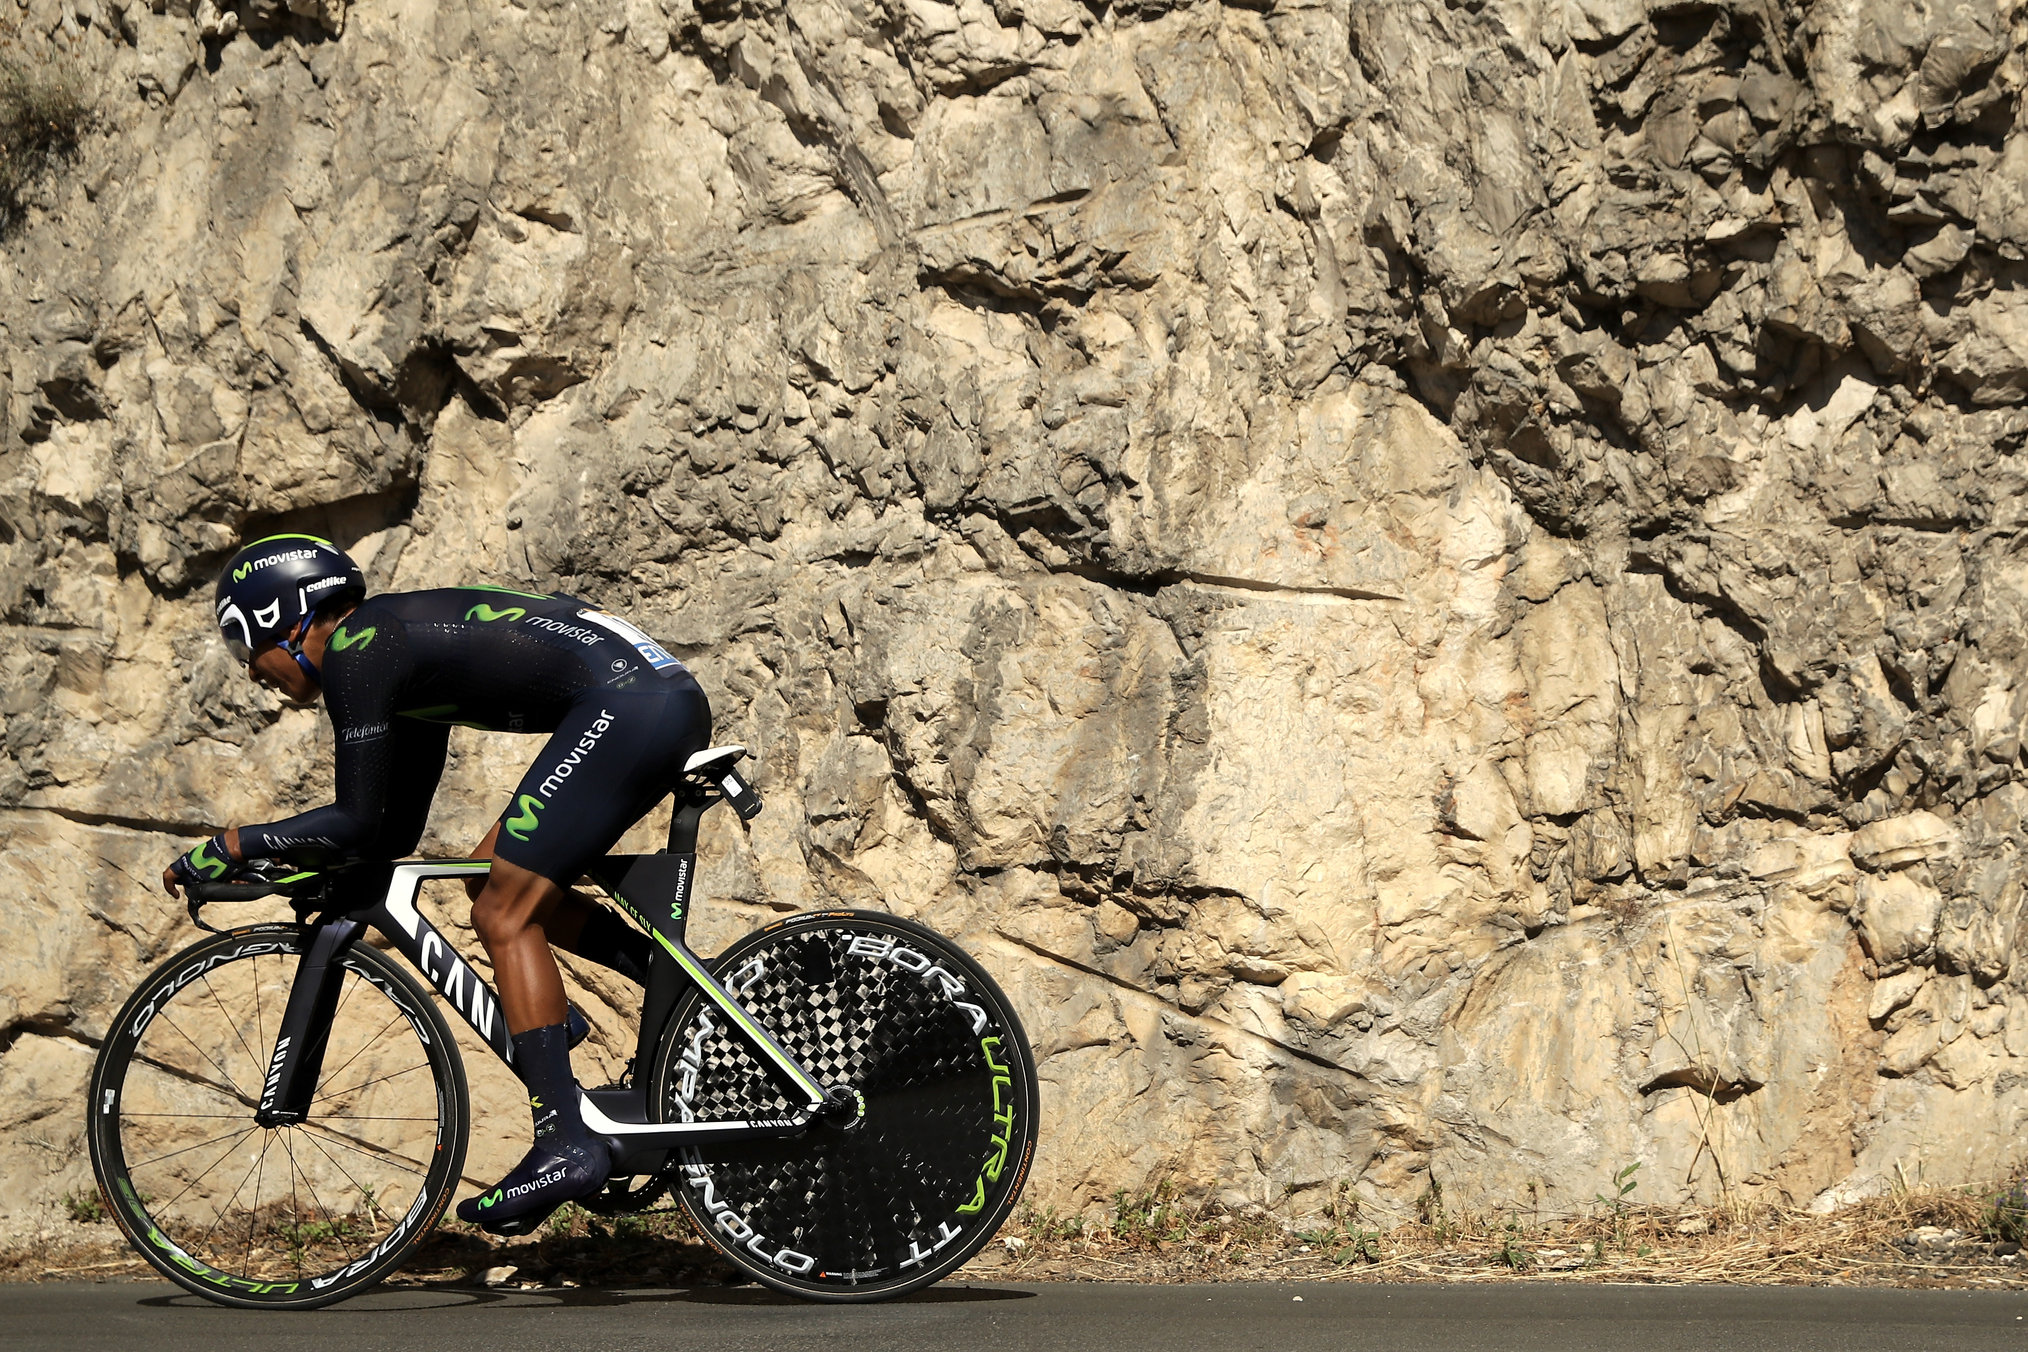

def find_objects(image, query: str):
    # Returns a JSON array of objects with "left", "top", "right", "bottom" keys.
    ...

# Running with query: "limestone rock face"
[{"left": 5, "top": 0, "right": 2028, "bottom": 1236}]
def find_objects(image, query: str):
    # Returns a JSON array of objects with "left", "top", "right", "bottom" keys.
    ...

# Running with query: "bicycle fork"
[{"left": 253, "top": 917, "right": 365, "bottom": 1127}]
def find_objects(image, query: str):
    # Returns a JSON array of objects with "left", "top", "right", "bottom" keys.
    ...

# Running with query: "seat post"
[{"left": 665, "top": 784, "right": 712, "bottom": 856}]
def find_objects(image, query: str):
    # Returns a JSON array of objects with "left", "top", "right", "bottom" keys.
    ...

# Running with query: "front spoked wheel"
[
  {"left": 87, "top": 924, "right": 469, "bottom": 1309},
  {"left": 652, "top": 911, "right": 1038, "bottom": 1301}
]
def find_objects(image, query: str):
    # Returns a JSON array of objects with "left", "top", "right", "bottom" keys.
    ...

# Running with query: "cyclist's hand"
[{"left": 163, "top": 836, "right": 235, "bottom": 898}]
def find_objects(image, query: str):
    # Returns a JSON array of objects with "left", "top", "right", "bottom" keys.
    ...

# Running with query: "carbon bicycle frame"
[{"left": 248, "top": 787, "right": 827, "bottom": 1175}]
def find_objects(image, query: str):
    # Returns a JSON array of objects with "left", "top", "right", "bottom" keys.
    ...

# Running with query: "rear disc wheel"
[{"left": 651, "top": 911, "right": 1037, "bottom": 1301}]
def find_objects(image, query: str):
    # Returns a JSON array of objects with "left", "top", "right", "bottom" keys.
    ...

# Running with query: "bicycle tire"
[
  {"left": 649, "top": 910, "right": 1038, "bottom": 1301},
  {"left": 87, "top": 923, "right": 469, "bottom": 1309}
]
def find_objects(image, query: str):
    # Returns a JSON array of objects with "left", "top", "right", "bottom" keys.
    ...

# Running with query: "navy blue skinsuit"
[{"left": 237, "top": 586, "right": 710, "bottom": 883}]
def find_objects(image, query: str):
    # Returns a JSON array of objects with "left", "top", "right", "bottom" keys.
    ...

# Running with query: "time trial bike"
[{"left": 85, "top": 745, "right": 1038, "bottom": 1309}]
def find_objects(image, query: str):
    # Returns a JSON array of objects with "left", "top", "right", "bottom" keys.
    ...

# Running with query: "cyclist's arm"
[
  {"left": 368, "top": 720, "right": 451, "bottom": 857},
  {"left": 235, "top": 610, "right": 412, "bottom": 862}
]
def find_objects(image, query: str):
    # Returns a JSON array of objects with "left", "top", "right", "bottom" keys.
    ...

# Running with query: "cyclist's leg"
[
  {"left": 458, "top": 857, "right": 602, "bottom": 1232},
  {"left": 464, "top": 822, "right": 654, "bottom": 988},
  {"left": 486, "top": 679, "right": 711, "bottom": 895},
  {"left": 457, "top": 683, "right": 709, "bottom": 1232},
  {"left": 477, "top": 683, "right": 709, "bottom": 1014},
  {"left": 469, "top": 857, "right": 571, "bottom": 1031}
]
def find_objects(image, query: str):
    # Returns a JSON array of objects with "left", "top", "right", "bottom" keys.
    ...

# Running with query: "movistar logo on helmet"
[
  {"left": 329, "top": 624, "right": 375, "bottom": 652},
  {"left": 232, "top": 548, "right": 320, "bottom": 582},
  {"left": 504, "top": 795, "right": 543, "bottom": 841},
  {"left": 466, "top": 603, "right": 526, "bottom": 623}
]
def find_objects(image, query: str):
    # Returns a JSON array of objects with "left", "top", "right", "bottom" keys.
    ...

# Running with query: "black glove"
[{"left": 167, "top": 835, "right": 236, "bottom": 889}]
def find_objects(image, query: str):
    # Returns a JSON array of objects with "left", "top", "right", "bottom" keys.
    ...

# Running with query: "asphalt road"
[{"left": 6, "top": 1279, "right": 2025, "bottom": 1351}]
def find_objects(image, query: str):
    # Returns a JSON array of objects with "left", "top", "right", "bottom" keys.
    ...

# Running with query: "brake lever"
[
  {"left": 185, "top": 880, "right": 279, "bottom": 933},
  {"left": 187, "top": 893, "right": 224, "bottom": 934}
]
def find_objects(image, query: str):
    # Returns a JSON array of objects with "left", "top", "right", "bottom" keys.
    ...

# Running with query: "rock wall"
[{"left": 4, "top": 0, "right": 2028, "bottom": 1237}]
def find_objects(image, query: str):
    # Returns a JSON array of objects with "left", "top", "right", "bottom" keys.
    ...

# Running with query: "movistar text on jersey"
[{"left": 539, "top": 710, "right": 616, "bottom": 796}]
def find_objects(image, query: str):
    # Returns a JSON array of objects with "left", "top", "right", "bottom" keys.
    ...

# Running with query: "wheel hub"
[{"left": 817, "top": 1083, "right": 867, "bottom": 1131}]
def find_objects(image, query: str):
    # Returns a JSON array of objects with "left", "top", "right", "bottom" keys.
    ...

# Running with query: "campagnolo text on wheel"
[{"left": 87, "top": 536, "right": 1039, "bottom": 1308}]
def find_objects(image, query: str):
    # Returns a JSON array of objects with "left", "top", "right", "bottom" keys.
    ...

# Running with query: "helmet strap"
[{"left": 282, "top": 613, "right": 322, "bottom": 685}]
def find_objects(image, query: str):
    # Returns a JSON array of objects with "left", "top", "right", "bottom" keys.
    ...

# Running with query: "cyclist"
[{"left": 159, "top": 534, "right": 710, "bottom": 1233}]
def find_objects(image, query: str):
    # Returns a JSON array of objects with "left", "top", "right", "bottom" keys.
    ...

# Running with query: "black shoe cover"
[
  {"left": 456, "top": 1134, "right": 609, "bottom": 1235},
  {"left": 566, "top": 1004, "right": 591, "bottom": 1049}
]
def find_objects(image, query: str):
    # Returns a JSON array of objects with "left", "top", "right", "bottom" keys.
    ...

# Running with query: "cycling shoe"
[
  {"left": 455, "top": 1134, "right": 610, "bottom": 1235},
  {"left": 566, "top": 1004, "right": 590, "bottom": 1049}
]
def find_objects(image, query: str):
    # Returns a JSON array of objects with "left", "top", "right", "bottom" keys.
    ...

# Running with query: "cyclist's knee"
[
  {"left": 468, "top": 888, "right": 519, "bottom": 952},
  {"left": 468, "top": 864, "right": 560, "bottom": 952}
]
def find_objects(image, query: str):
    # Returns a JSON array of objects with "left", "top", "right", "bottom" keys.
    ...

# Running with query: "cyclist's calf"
[{"left": 468, "top": 858, "right": 572, "bottom": 1032}]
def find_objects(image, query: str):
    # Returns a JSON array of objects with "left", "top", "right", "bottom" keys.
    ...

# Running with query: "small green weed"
[
  {"left": 1331, "top": 1227, "right": 1381, "bottom": 1264},
  {"left": 1499, "top": 1216, "right": 1532, "bottom": 1271},
  {"left": 61, "top": 1189, "right": 105, "bottom": 1224},
  {"left": 276, "top": 1215, "right": 356, "bottom": 1266},
  {"left": 1108, "top": 1181, "right": 1191, "bottom": 1247},
  {"left": 1595, "top": 1162, "right": 1640, "bottom": 1252},
  {"left": 1985, "top": 1176, "right": 2028, "bottom": 1245},
  {"left": 1294, "top": 1182, "right": 1383, "bottom": 1264},
  {"left": 1019, "top": 1204, "right": 1086, "bottom": 1242},
  {"left": 1416, "top": 1172, "right": 1451, "bottom": 1242}
]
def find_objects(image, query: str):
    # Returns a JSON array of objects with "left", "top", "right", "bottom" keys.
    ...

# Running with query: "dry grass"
[
  {"left": 967, "top": 1178, "right": 2028, "bottom": 1289},
  {"left": 2, "top": 1205, "right": 737, "bottom": 1290},
  {"left": 6, "top": 1181, "right": 2024, "bottom": 1292},
  {"left": 0, "top": 31, "right": 91, "bottom": 232}
]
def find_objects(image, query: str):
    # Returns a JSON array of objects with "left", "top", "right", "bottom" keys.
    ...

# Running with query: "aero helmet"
[{"left": 214, "top": 534, "right": 365, "bottom": 679}]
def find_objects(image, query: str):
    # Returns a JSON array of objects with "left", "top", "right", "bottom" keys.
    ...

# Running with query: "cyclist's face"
[{"left": 247, "top": 644, "right": 320, "bottom": 705}]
